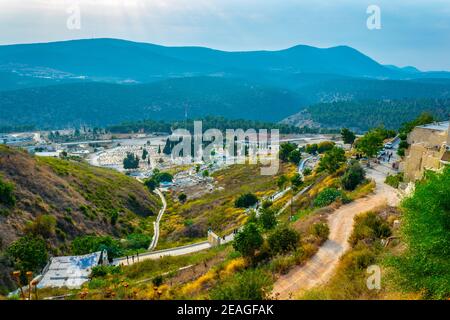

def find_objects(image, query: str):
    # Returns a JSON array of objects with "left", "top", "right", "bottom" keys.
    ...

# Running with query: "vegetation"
[
  {"left": 210, "top": 269, "right": 272, "bottom": 300},
  {"left": 6, "top": 235, "right": 48, "bottom": 273},
  {"left": 385, "top": 173, "right": 404, "bottom": 188},
  {"left": 233, "top": 223, "right": 263, "bottom": 260},
  {"left": 307, "top": 98, "right": 449, "bottom": 132},
  {"left": 123, "top": 152, "right": 140, "bottom": 169},
  {"left": 318, "top": 147, "right": 346, "bottom": 173},
  {"left": 268, "top": 225, "right": 300, "bottom": 254},
  {"left": 388, "top": 167, "right": 450, "bottom": 299},
  {"left": 0, "top": 176, "right": 16, "bottom": 207},
  {"left": 349, "top": 212, "right": 391, "bottom": 247},
  {"left": 234, "top": 193, "right": 258, "bottom": 208},
  {"left": 313, "top": 188, "right": 347, "bottom": 207},
  {"left": 341, "top": 128, "right": 356, "bottom": 145},
  {"left": 341, "top": 161, "right": 366, "bottom": 191},
  {"left": 258, "top": 207, "right": 277, "bottom": 231},
  {"left": 355, "top": 130, "right": 384, "bottom": 159}
]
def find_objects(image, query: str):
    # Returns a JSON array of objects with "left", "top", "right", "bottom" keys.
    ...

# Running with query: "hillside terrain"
[
  {"left": 283, "top": 98, "right": 450, "bottom": 132},
  {"left": 0, "top": 146, "right": 162, "bottom": 293}
]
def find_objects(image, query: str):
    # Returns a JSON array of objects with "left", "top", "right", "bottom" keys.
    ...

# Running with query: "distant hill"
[
  {"left": 283, "top": 98, "right": 450, "bottom": 132},
  {"left": 0, "top": 38, "right": 450, "bottom": 129},
  {"left": 0, "top": 77, "right": 302, "bottom": 128}
]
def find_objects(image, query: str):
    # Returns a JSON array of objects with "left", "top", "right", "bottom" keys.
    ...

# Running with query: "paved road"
[
  {"left": 148, "top": 188, "right": 167, "bottom": 251},
  {"left": 272, "top": 164, "right": 400, "bottom": 299}
]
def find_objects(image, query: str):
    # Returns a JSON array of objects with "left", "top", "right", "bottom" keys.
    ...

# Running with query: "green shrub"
[
  {"left": 7, "top": 235, "right": 48, "bottom": 272},
  {"left": 313, "top": 188, "right": 344, "bottom": 207},
  {"left": 210, "top": 269, "right": 272, "bottom": 300},
  {"left": 0, "top": 177, "right": 16, "bottom": 207},
  {"left": 268, "top": 225, "right": 300, "bottom": 254},
  {"left": 233, "top": 223, "right": 263, "bottom": 259},
  {"left": 91, "top": 265, "right": 121, "bottom": 278},
  {"left": 71, "top": 235, "right": 123, "bottom": 259},
  {"left": 341, "top": 162, "right": 366, "bottom": 191},
  {"left": 385, "top": 173, "right": 404, "bottom": 188},
  {"left": 349, "top": 212, "right": 391, "bottom": 247},
  {"left": 234, "top": 193, "right": 258, "bottom": 208},
  {"left": 259, "top": 207, "right": 277, "bottom": 230},
  {"left": 310, "top": 222, "right": 330, "bottom": 242},
  {"left": 124, "top": 233, "right": 151, "bottom": 250}
]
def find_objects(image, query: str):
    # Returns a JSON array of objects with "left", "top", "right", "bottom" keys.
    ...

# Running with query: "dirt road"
[{"left": 272, "top": 165, "right": 400, "bottom": 299}]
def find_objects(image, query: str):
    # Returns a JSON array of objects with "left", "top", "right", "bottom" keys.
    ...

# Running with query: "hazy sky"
[{"left": 0, "top": 0, "right": 449, "bottom": 71}]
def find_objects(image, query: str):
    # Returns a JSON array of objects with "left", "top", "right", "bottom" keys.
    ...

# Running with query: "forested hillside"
[{"left": 300, "top": 99, "right": 450, "bottom": 132}]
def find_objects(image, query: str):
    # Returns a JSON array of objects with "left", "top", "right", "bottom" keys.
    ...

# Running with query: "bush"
[
  {"left": 303, "top": 168, "right": 312, "bottom": 176},
  {"left": 178, "top": 193, "right": 187, "bottom": 203},
  {"left": 71, "top": 235, "right": 123, "bottom": 259},
  {"left": 317, "top": 141, "right": 335, "bottom": 154},
  {"left": 91, "top": 265, "right": 121, "bottom": 278},
  {"left": 259, "top": 207, "right": 277, "bottom": 230},
  {"left": 349, "top": 212, "right": 391, "bottom": 247},
  {"left": 7, "top": 235, "right": 48, "bottom": 272},
  {"left": 385, "top": 173, "right": 403, "bottom": 188},
  {"left": 235, "top": 193, "right": 258, "bottom": 208},
  {"left": 314, "top": 188, "right": 344, "bottom": 207},
  {"left": 310, "top": 222, "right": 330, "bottom": 242},
  {"left": 341, "top": 162, "right": 366, "bottom": 191},
  {"left": 268, "top": 225, "right": 300, "bottom": 254},
  {"left": 124, "top": 233, "right": 151, "bottom": 250},
  {"left": 24, "top": 215, "right": 57, "bottom": 238},
  {"left": 0, "top": 177, "right": 15, "bottom": 207},
  {"left": 210, "top": 269, "right": 272, "bottom": 300},
  {"left": 233, "top": 223, "right": 263, "bottom": 258}
]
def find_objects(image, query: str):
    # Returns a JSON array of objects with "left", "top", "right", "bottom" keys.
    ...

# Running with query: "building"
[
  {"left": 37, "top": 250, "right": 108, "bottom": 289},
  {"left": 403, "top": 121, "right": 450, "bottom": 181}
]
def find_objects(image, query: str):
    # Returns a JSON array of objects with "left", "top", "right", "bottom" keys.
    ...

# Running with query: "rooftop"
[
  {"left": 416, "top": 121, "right": 449, "bottom": 131},
  {"left": 37, "top": 251, "right": 107, "bottom": 289}
]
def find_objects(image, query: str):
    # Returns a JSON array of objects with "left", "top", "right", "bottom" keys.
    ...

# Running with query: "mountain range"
[{"left": 0, "top": 38, "right": 449, "bottom": 129}]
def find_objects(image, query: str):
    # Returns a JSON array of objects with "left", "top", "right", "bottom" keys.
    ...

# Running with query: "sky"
[{"left": 0, "top": 0, "right": 449, "bottom": 71}]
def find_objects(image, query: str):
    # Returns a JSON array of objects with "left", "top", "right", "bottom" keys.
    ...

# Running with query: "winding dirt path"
[{"left": 272, "top": 165, "right": 400, "bottom": 299}]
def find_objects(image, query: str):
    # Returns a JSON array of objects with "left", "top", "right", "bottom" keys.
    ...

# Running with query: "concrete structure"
[
  {"left": 404, "top": 121, "right": 450, "bottom": 181},
  {"left": 37, "top": 250, "right": 108, "bottom": 289}
]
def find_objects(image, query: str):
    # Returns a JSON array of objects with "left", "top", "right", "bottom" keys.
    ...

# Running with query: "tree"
[
  {"left": 317, "top": 141, "right": 335, "bottom": 154},
  {"left": 303, "top": 167, "right": 312, "bottom": 176},
  {"left": 123, "top": 152, "right": 139, "bottom": 169},
  {"left": 279, "top": 143, "right": 297, "bottom": 162},
  {"left": 399, "top": 112, "right": 435, "bottom": 134},
  {"left": 259, "top": 207, "right": 277, "bottom": 230},
  {"left": 305, "top": 143, "right": 318, "bottom": 154},
  {"left": 318, "top": 147, "right": 346, "bottom": 173},
  {"left": 71, "top": 235, "right": 123, "bottom": 259},
  {"left": 233, "top": 223, "right": 263, "bottom": 259},
  {"left": 144, "top": 178, "right": 158, "bottom": 191},
  {"left": 235, "top": 193, "right": 258, "bottom": 208},
  {"left": 7, "top": 235, "right": 48, "bottom": 272},
  {"left": 142, "top": 148, "right": 148, "bottom": 160},
  {"left": 178, "top": 193, "right": 187, "bottom": 203},
  {"left": 288, "top": 149, "right": 302, "bottom": 164},
  {"left": 290, "top": 173, "right": 303, "bottom": 189},
  {"left": 341, "top": 128, "right": 356, "bottom": 145},
  {"left": 202, "top": 170, "right": 209, "bottom": 178},
  {"left": 277, "top": 175, "right": 288, "bottom": 190},
  {"left": 341, "top": 162, "right": 366, "bottom": 191},
  {"left": 355, "top": 130, "right": 384, "bottom": 160},
  {"left": 268, "top": 225, "right": 299, "bottom": 254}
]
